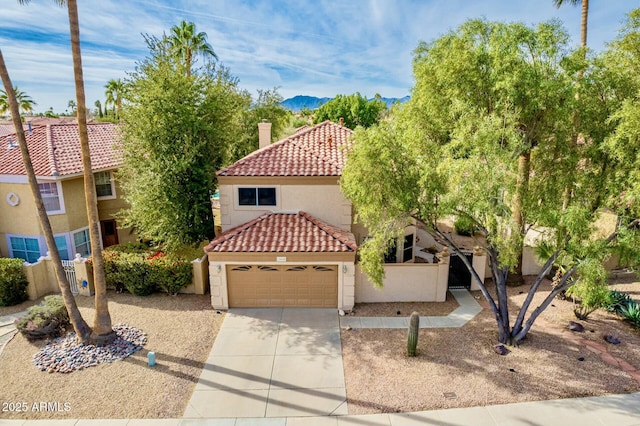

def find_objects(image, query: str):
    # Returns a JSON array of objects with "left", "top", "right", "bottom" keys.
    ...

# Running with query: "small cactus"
[{"left": 407, "top": 311, "right": 420, "bottom": 357}]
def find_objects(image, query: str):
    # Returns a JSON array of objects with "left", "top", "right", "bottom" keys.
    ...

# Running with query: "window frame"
[
  {"left": 37, "top": 181, "right": 65, "bottom": 215},
  {"left": 53, "top": 233, "right": 72, "bottom": 260},
  {"left": 94, "top": 170, "right": 116, "bottom": 200},
  {"left": 72, "top": 227, "right": 91, "bottom": 257},
  {"left": 7, "top": 235, "right": 43, "bottom": 263},
  {"left": 236, "top": 186, "right": 277, "bottom": 207}
]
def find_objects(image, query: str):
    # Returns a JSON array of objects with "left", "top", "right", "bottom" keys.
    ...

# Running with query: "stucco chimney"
[
  {"left": 339, "top": 117, "right": 344, "bottom": 127},
  {"left": 258, "top": 120, "right": 272, "bottom": 149}
]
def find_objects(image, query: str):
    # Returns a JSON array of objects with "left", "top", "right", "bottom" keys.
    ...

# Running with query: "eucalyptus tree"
[
  {"left": 19, "top": 0, "right": 115, "bottom": 345},
  {"left": 0, "top": 86, "right": 36, "bottom": 114},
  {"left": 341, "top": 18, "right": 640, "bottom": 345},
  {"left": 0, "top": 49, "right": 92, "bottom": 343},
  {"left": 167, "top": 20, "right": 217, "bottom": 77},
  {"left": 118, "top": 34, "right": 249, "bottom": 251}
]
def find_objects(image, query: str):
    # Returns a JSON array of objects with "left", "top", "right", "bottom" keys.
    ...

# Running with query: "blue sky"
[{"left": 0, "top": 1, "right": 636, "bottom": 114}]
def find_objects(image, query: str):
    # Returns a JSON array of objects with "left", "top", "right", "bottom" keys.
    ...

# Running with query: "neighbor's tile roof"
[
  {"left": 205, "top": 211, "right": 357, "bottom": 253},
  {"left": 217, "top": 120, "right": 353, "bottom": 177},
  {"left": 0, "top": 123, "right": 122, "bottom": 177}
]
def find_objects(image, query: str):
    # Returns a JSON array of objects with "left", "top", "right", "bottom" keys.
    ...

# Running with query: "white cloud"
[{"left": 0, "top": 0, "right": 635, "bottom": 113}]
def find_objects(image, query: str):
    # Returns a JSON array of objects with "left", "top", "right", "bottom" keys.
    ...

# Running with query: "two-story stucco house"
[
  {"left": 0, "top": 123, "right": 134, "bottom": 262},
  {"left": 205, "top": 120, "right": 471, "bottom": 311}
]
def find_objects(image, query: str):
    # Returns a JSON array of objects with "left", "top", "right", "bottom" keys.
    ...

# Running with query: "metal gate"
[
  {"left": 61, "top": 260, "right": 79, "bottom": 294},
  {"left": 448, "top": 252, "right": 473, "bottom": 289}
]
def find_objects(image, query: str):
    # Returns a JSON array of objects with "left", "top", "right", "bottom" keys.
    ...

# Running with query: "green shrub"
[
  {"left": 104, "top": 241, "right": 152, "bottom": 254},
  {"left": 602, "top": 290, "right": 632, "bottom": 313},
  {"left": 16, "top": 295, "right": 70, "bottom": 341},
  {"left": 567, "top": 280, "right": 610, "bottom": 320},
  {"left": 620, "top": 300, "right": 640, "bottom": 328},
  {"left": 98, "top": 248, "right": 192, "bottom": 296},
  {"left": 454, "top": 216, "right": 474, "bottom": 237},
  {"left": 150, "top": 255, "right": 193, "bottom": 295},
  {"left": 0, "top": 258, "right": 29, "bottom": 306},
  {"left": 118, "top": 253, "right": 156, "bottom": 296}
]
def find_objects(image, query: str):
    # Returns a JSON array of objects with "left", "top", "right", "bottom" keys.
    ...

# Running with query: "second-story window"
[
  {"left": 38, "top": 182, "right": 61, "bottom": 212},
  {"left": 95, "top": 171, "right": 114, "bottom": 198},
  {"left": 238, "top": 187, "right": 276, "bottom": 206}
]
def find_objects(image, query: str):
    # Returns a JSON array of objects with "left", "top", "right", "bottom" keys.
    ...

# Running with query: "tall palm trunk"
[
  {"left": 66, "top": 0, "right": 115, "bottom": 345},
  {"left": 580, "top": 0, "right": 588, "bottom": 48},
  {"left": 0, "top": 50, "right": 92, "bottom": 343}
]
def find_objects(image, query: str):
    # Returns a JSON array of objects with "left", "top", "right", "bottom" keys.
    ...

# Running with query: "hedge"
[
  {"left": 0, "top": 258, "right": 28, "bottom": 306},
  {"left": 97, "top": 248, "right": 192, "bottom": 296}
]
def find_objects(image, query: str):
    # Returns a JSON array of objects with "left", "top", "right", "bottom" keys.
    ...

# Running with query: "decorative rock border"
[{"left": 33, "top": 323, "right": 147, "bottom": 373}]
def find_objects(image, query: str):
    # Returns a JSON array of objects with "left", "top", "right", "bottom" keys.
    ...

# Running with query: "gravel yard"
[
  {"left": 1, "top": 276, "right": 639, "bottom": 419},
  {"left": 341, "top": 276, "right": 640, "bottom": 415},
  {"left": 0, "top": 291, "right": 223, "bottom": 420},
  {"left": 352, "top": 291, "right": 458, "bottom": 317}
]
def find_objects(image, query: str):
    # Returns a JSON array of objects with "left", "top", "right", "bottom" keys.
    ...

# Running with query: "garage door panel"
[{"left": 228, "top": 264, "right": 338, "bottom": 308}]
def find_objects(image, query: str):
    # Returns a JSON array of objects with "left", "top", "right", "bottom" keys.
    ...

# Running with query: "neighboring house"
[
  {"left": 0, "top": 123, "right": 133, "bottom": 263},
  {"left": 205, "top": 120, "right": 477, "bottom": 311}
]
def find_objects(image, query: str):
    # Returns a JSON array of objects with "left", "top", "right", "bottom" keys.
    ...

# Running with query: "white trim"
[
  {"left": 37, "top": 180, "right": 66, "bottom": 215},
  {"left": 71, "top": 226, "right": 91, "bottom": 257},
  {"left": 53, "top": 232, "right": 73, "bottom": 261},
  {"left": 6, "top": 234, "right": 46, "bottom": 263},
  {"left": 0, "top": 175, "right": 29, "bottom": 184},
  {"left": 5, "top": 192, "right": 19, "bottom": 206},
  {"left": 95, "top": 171, "right": 117, "bottom": 200}
]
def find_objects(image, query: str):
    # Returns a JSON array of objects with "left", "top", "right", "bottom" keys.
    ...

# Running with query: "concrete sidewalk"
[
  {"left": 1, "top": 392, "right": 639, "bottom": 425},
  {"left": 339, "top": 288, "right": 482, "bottom": 329}
]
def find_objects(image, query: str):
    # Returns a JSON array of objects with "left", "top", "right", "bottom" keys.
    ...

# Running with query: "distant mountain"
[
  {"left": 280, "top": 96, "right": 331, "bottom": 112},
  {"left": 280, "top": 95, "right": 410, "bottom": 112}
]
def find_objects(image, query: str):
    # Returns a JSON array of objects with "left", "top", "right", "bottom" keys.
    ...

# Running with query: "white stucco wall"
[
  {"left": 219, "top": 183, "right": 351, "bottom": 232},
  {"left": 355, "top": 256, "right": 450, "bottom": 303}
]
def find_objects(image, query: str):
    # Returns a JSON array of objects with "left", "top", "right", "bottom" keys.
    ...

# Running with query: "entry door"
[{"left": 100, "top": 219, "right": 119, "bottom": 248}]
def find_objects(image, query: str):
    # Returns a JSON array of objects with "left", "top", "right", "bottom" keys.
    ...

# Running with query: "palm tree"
[
  {"left": 94, "top": 99, "right": 103, "bottom": 118},
  {"left": 19, "top": 0, "right": 115, "bottom": 345},
  {"left": 67, "top": 99, "right": 76, "bottom": 115},
  {"left": 167, "top": 20, "right": 217, "bottom": 77},
  {"left": 0, "top": 86, "right": 36, "bottom": 114},
  {"left": 553, "top": 0, "right": 589, "bottom": 48},
  {"left": 0, "top": 49, "right": 92, "bottom": 343},
  {"left": 104, "top": 78, "right": 124, "bottom": 119}
]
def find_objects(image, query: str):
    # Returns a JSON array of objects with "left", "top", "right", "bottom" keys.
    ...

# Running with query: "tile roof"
[
  {"left": 217, "top": 120, "right": 353, "bottom": 177},
  {"left": 0, "top": 123, "right": 122, "bottom": 177},
  {"left": 205, "top": 211, "right": 357, "bottom": 253}
]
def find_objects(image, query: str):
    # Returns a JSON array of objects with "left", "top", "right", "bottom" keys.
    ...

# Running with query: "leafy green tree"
[
  {"left": 167, "top": 20, "right": 217, "bottom": 77},
  {"left": 231, "top": 88, "right": 289, "bottom": 161},
  {"left": 104, "top": 78, "right": 125, "bottom": 119},
  {"left": 118, "top": 35, "right": 249, "bottom": 251},
  {"left": 341, "top": 18, "right": 640, "bottom": 346},
  {"left": 0, "top": 86, "right": 36, "bottom": 114},
  {"left": 313, "top": 93, "right": 386, "bottom": 129}
]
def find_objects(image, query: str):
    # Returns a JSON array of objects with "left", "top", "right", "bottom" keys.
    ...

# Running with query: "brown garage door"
[{"left": 227, "top": 265, "right": 338, "bottom": 308}]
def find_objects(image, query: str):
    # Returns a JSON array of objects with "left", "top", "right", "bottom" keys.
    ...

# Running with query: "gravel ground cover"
[
  {"left": 352, "top": 291, "right": 459, "bottom": 317},
  {"left": 0, "top": 291, "right": 223, "bottom": 420},
  {"left": 341, "top": 276, "right": 640, "bottom": 415}
]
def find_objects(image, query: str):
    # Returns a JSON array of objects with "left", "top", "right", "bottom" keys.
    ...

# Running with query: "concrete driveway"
[{"left": 184, "top": 308, "right": 347, "bottom": 418}]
